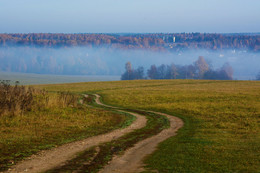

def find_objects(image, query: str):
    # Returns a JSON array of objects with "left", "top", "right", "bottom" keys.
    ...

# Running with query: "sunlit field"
[
  {"left": 1, "top": 79, "right": 259, "bottom": 172},
  {"left": 1, "top": 0, "right": 260, "bottom": 172},
  {"left": 0, "top": 82, "right": 128, "bottom": 171},
  {"left": 39, "top": 79, "right": 260, "bottom": 172},
  {"left": 101, "top": 80, "right": 260, "bottom": 172}
]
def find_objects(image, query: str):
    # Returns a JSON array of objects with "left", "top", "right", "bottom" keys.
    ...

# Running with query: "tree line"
[
  {"left": 0, "top": 33, "right": 259, "bottom": 51},
  {"left": 121, "top": 56, "right": 234, "bottom": 80}
]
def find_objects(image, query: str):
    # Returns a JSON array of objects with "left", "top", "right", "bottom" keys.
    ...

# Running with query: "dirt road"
[
  {"left": 99, "top": 110, "right": 183, "bottom": 173},
  {"left": 93, "top": 94, "right": 183, "bottom": 172},
  {"left": 5, "top": 95, "right": 147, "bottom": 173},
  {"left": 5, "top": 94, "right": 183, "bottom": 173}
]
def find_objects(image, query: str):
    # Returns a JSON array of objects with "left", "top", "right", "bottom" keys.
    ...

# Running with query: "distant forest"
[
  {"left": 0, "top": 33, "right": 260, "bottom": 51},
  {"left": 121, "top": 56, "right": 234, "bottom": 80}
]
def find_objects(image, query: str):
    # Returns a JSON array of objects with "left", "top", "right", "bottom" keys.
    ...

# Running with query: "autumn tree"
[
  {"left": 221, "top": 63, "right": 233, "bottom": 80},
  {"left": 194, "top": 56, "right": 209, "bottom": 79},
  {"left": 121, "top": 62, "right": 133, "bottom": 80},
  {"left": 168, "top": 63, "right": 178, "bottom": 79},
  {"left": 121, "top": 62, "right": 144, "bottom": 80},
  {"left": 121, "top": 61, "right": 234, "bottom": 81}
]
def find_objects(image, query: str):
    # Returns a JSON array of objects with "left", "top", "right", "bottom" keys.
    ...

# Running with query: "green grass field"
[
  {"left": 101, "top": 80, "right": 260, "bottom": 172},
  {"left": 40, "top": 79, "right": 260, "bottom": 172},
  {"left": 1, "top": 79, "right": 259, "bottom": 172}
]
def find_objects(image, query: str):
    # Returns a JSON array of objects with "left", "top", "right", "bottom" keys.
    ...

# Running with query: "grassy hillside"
[{"left": 40, "top": 79, "right": 260, "bottom": 172}]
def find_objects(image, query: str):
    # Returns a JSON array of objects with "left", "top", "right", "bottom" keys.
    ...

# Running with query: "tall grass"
[
  {"left": 0, "top": 80, "right": 78, "bottom": 117},
  {"left": 0, "top": 80, "right": 34, "bottom": 116}
]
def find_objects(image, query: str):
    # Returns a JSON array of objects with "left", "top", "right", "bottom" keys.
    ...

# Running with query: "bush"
[
  {"left": 0, "top": 80, "right": 35, "bottom": 116},
  {"left": 0, "top": 80, "right": 78, "bottom": 117}
]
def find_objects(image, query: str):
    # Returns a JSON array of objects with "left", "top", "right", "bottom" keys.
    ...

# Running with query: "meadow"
[
  {"left": 1, "top": 79, "right": 259, "bottom": 172},
  {"left": 101, "top": 80, "right": 260, "bottom": 172},
  {"left": 40, "top": 79, "right": 260, "bottom": 172},
  {"left": 0, "top": 81, "right": 129, "bottom": 171}
]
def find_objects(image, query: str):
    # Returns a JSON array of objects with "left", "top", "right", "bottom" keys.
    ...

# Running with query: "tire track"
[
  {"left": 5, "top": 95, "right": 147, "bottom": 173},
  {"left": 99, "top": 109, "right": 183, "bottom": 173}
]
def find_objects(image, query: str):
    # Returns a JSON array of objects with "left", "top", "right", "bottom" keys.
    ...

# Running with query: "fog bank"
[{"left": 0, "top": 46, "right": 259, "bottom": 80}]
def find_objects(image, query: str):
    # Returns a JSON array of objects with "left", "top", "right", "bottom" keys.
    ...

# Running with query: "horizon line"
[{"left": 1, "top": 32, "right": 260, "bottom": 35}]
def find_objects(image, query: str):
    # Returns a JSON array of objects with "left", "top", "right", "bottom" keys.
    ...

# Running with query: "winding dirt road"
[
  {"left": 99, "top": 111, "right": 183, "bottom": 173},
  {"left": 94, "top": 94, "right": 183, "bottom": 172},
  {"left": 5, "top": 96, "right": 147, "bottom": 173},
  {"left": 5, "top": 94, "right": 183, "bottom": 173}
]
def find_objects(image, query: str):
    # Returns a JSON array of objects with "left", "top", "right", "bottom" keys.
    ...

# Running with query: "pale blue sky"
[{"left": 0, "top": 0, "right": 259, "bottom": 33}]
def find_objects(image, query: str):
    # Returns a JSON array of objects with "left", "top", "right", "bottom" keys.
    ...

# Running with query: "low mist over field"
[
  {"left": 1, "top": 1, "right": 260, "bottom": 172},
  {"left": 0, "top": 45, "right": 259, "bottom": 80}
]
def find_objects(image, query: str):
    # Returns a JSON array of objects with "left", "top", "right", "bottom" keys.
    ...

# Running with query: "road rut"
[
  {"left": 5, "top": 95, "right": 147, "bottom": 173},
  {"left": 99, "top": 110, "right": 183, "bottom": 173}
]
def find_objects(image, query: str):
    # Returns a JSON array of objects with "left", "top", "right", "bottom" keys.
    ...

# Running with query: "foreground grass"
[
  {"left": 0, "top": 93, "right": 129, "bottom": 171},
  {"left": 100, "top": 80, "right": 260, "bottom": 172},
  {"left": 37, "top": 80, "right": 260, "bottom": 172},
  {"left": 47, "top": 97, "right": 169, "bottom": 173}
]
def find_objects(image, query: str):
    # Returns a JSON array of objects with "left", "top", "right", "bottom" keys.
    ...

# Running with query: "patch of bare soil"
[{"left": 4, "top": 95, "right": 147, "bottom": 173}]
